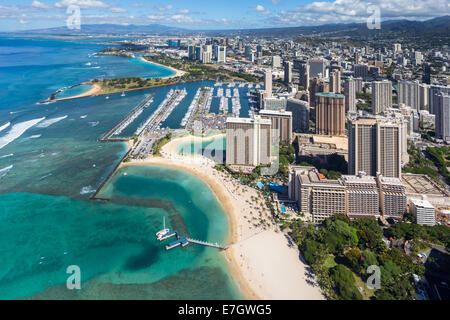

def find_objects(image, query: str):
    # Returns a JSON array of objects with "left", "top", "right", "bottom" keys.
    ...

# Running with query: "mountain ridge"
[{"left": 5, "top": 15, "right": 449, "bottom": 38}]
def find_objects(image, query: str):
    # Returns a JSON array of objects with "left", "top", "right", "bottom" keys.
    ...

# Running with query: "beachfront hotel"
[
  {"left": 288, "top": 166, "right": 347, "bottom": 224},
  {"left": 341, "top": 172, "right": 380, "bottom": 218},
  {"left": 288, "top": 167, "right": 407, "bottom": 223},
  {"left": 226, "top": 115, "right": 272, "bottom": 167}
]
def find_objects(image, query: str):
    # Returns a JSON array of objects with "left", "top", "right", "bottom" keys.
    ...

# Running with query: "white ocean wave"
[
  {"left": 0, "top": 122, "right": 10, "bottom": 133},
  {"left": 80, "top": 186, "right": 96, "bottom": 195},
  {"left": 38, "top": 173, "right": 53, "bottom": 180},
  {"left": 80, "top": 115, "right": 88, "bottom": 119},
  {"left": 0, "top": 165, "right": 13, "bottom": 178},
  {"left": 88, "top": 121, "right": 99, "bottom": 127},
  {"left": 0, "top": 117, "right": 45, "bottom": 150},
  {"left": 35, "top": 115, "right": 68, "bottom": 128},
  {"left": 0, "top": 153, "right": 13, "bottom": 159},
  {"left": 22, "top": 134, "right": 42, "bottom": 142}
]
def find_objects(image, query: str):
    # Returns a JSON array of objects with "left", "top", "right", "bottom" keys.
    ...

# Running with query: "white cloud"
[
  {"left": 254, "top": 4, "right": 271, "bottom": 15},
  {"left": 110, "top": 7, "right": 127, "bottom": 13},
  {"left": 255, "top": 5, "right": 265, "bottom": 12},
  {"left": 271, "top": 0, "right": 450, "bottom": 26},
  {"left": 54, "top": 0, "right": 109, "bottom": 9},
  {"left": 32, "top": 1, "right": 51, "bottom": 9},
  {"left": 19, "top": 19, "right": 29, "bottom": 24},
  {"left": 177, "top": 9, "right": 190, "bottom": 14},
  {"left": 155, "top": 4, "right": 173, "bottom": 12}
]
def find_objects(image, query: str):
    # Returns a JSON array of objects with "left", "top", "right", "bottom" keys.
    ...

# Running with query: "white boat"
[
  {"left": 105, "top": 96, "right": 110, "bottom": 100},
  {"left": 121, "top": 92, "right": 126, "bottom": 97},
  {"left": 156, "top": 217, "right": 170, "bottom": 240}
]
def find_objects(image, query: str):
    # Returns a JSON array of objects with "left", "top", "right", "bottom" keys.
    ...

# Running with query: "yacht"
[{"left": 156, "top": 217, "right": 170, "bottom": 240}]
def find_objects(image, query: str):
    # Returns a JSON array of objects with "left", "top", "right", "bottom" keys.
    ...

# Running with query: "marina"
[
  {"left": 99, "top": 93, "right": 155, "bottom": 142},
  {"left": 90, "top": 80, "right": 253, "bottom": 203},
  {"left": 132, "top": 88, "right": 187, "bottom": 157},
  {"left": 180, "top": 86, "right": 213, "bottom": 128}
]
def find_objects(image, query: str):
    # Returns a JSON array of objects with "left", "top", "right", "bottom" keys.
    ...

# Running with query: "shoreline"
[
  {"left": 119, "top": 135, "right": 324, "bottom": 300},
  {"left": 139, "top": 57, "right": 187, "bottom": 79},
  {"left": 120, "top": 156, "right": 260, "bottom": 300},
  {"left": 50, "top": 83, "right": 101, "bottom": 102},
  {"left": 45, "top": 57, "right": 187, "bottom": 103}
]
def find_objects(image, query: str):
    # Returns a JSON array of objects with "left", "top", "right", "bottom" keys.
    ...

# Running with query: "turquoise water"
[
  {"left": 55, "top": 84, "right": 93, "bottom": 99},
  {"left": 0, "top": 35, "right": 241, "bottom": 300},
  {"left": 0, "top": 166, "right": 240, "bottom": 300},
  {"left": 176, "top": 136, "right": 227, "bottom": 163}
]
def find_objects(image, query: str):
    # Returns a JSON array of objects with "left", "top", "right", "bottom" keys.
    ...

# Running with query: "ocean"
[{"left": 0, "top": 35, "right": 241, "bottom": 299}]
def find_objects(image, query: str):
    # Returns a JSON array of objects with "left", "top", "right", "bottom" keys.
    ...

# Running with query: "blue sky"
[{"left": 0, "top": 0, "right": 449, "bottom": 31}]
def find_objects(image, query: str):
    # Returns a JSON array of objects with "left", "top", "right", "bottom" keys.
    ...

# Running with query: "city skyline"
[{"left": 0, "top": 0, "right": 449, "bottom": 32}]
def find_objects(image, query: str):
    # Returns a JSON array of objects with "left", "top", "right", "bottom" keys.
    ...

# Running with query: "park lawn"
[{"left": 96, "top": 78, "right": 173, "bottom": 95}]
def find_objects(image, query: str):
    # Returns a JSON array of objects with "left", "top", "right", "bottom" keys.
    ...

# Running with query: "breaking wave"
[{"left": 0, "top": 117, "right": 45, "bottom": 150}]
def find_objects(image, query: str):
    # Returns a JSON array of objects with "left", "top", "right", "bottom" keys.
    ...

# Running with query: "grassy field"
[
  {"left": 142, "top": 55, "right": 262, "bottom": 83},
  {"left": 92, "top": 77, "right": 176, "bottom": 95}
]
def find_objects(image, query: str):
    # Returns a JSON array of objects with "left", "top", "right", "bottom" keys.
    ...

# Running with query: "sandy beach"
[
  {"left": 140, "top": 57, "right": 187, "bottom": 79},
  {"left": 51, "top": 83, "right": 101, "bottom": 102},
  {"left": 122, "top": 135, "right": 324, "bottom": 300}
]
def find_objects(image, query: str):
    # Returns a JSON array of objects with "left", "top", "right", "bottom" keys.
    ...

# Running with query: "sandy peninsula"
[
  {"left": 140, "top": 57, "right": 187, "bottom": 79},
  {"left": 51, "top": 83, "right": 101, "bottom": 102},
  {"left": 122, "top": 135, "right": 324, "bottom": 300}
]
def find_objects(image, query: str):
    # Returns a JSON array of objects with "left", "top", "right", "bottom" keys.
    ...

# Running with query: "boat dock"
[
  {"left": 186, "top": 238, "right": 229, "bottom": 250},
  {"left": 165, "top": 236, "right": 189, "bottom": 250},
  {"left": 99, "top": 93, "right": 155, "bottom": 142},
  {"left": 158, "top": 230, "right": 228, "bottom": 251}
]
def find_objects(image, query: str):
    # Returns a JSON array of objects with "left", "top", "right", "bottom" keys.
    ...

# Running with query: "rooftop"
[
  {"left": 316, "top": 92, "right": 345, "bottom": 98},
  {"left": 410, "top": 198, "right": 434, "bottom": 209},
  {"left": 259, "top": 109, "right": 293, "bottom": 116},
  {"left": 402, "top": 173, "right": 449, "bottom": 196},
  {"left": 226, "top": 116, "right": 271, "bottom": 125}
]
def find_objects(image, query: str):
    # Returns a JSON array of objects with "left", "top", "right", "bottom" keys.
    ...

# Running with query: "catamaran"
[{"left": 156, "top": 217, "right": 170, "bottom": 240}]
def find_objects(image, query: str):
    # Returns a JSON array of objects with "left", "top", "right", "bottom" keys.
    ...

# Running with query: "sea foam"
[
  {"left": 80, "top": 186, "right": 96, "bottom": 195},
  {"left": 35, "top": 115, "right": 68, "bottom": 128},
  {"left": 0, "top": 122, "right": 10, "bottom": 133},
  {"left": 0, "top": 165, "right": 13, "bottom": 178},
  {"left": 0, "top": 117, "right": 45, "bottom": 150}
]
